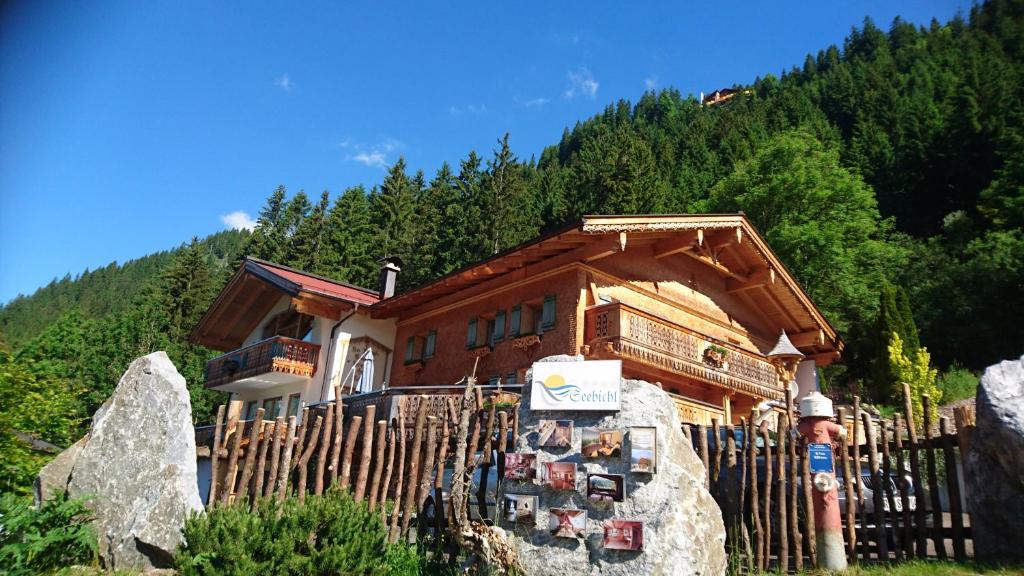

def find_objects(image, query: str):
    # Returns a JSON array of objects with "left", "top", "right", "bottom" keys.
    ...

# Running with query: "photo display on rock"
[
  {"left": 587, "top": 472, "right": 625, "bottom": 502},
  {"left": 603, "top": 519, "right": 643, "bottom": 550},
  {"left": 541, "top": 461, "right": 577, "bottom": 490},
  {"left": 504, "top": 453, "right": 537, "bottom": 481},
  {"left": 537, "top": 419, "right": 573, "bottom": 448},
  {"left": 549, "top": 508, "right": 587, "bottom": 538},
  {"left": 581, "top": 427, "right": 623, "bottom": 458},
  {"left": 503, "top": 494, "right": 538, "bottom": 524},
  {"left": 630, "top": 426, "right": 657, "bottom": 474}
]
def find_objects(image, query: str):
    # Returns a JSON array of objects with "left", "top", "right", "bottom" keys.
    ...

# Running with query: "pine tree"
[
  {"left": 286, "top": 190, "right": 331, "bottom": 272},
  {"left": 247, "top": 186, "right": 288, "bottom": 261},
  {"left": 481, "top": 134, "right": 538, "bottom": 254},
  {"left": 373, "top": 159, "right": 417, "bottom": 264},
  {"left": 321, "top": 186, "right": 378, "bottom": 288}
]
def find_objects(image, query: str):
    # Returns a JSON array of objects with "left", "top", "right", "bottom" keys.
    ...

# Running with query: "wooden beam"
[
  {"left": 727, "top": 267, "right": 775, "bottom": 293},
  {"left": 652, "top": 233, "right": 697, "bottom": 259},
  {"left": 292, "top": 295, "right": 346, "bottom": 321},
  {"left": 678, "top": 249, "right": 749, "bottom": 282},
  {"left": 789, "top": 329, "right": 825, "bottom": 349}
]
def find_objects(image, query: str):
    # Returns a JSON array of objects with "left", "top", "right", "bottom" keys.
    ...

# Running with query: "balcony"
[
  {"left": 203, "top": 336, "right": 321, "bottom": 390},
  {"left": 583, "top": 302, "right": 781, "bottom": 399}
]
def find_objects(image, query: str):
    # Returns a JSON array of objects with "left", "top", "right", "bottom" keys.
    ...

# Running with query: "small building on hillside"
[{"left": 192, "top": 214, "right": 842, "bottom": 426}]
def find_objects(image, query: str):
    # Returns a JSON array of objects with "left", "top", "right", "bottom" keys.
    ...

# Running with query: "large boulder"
[
  {"left": 36, "top": 352, "right": 203, "bottom": 571},
  {"left": 965, "top": 354, "right": 1024, "bottom": 563},
  {"left": 504, "top": 355, "right": 727, "bottom": 576}
]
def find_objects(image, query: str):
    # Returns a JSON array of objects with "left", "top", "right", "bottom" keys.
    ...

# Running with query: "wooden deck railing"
[
  {"left": 203, "top": 336, "right": 321, "bottom": 389},
  {"left": 584, "top": 302, "right": 781, "bottom": 399}
]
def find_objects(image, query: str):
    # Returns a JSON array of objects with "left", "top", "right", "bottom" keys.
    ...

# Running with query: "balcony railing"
[
  {"left": 584, "top": 302, "right": 781, "bottom": 399},
  {"left": 203, "top": 336, "right": 321, "bottom": 389}
]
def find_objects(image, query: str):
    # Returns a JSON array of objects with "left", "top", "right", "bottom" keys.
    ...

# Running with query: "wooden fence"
[
  {"left": 201, "top": 380, "right": 519, "bottom": 545},
  {"left": 689, "top": 383, "right": 975, "bottom": 571}
]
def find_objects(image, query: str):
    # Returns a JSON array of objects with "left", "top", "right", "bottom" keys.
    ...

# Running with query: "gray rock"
[
  {"left": 35, "top": 434, "right": 88, "bottom": 502},
  {"left": 965, "top": 354, "right": 1024, "bottom": 563},
  {"left": 36, "top": 352, "right": 203, "bottom": 571},
  {"left": 503, "top": 356, "right": 727, "bottom": 576}
]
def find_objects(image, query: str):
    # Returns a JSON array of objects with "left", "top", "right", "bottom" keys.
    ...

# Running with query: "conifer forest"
[{"left": 1, "top": 0, "right": 1021, "bottom": 493}]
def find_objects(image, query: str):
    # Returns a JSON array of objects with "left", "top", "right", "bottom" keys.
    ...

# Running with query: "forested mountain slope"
[{"left": 1, "top": 0, "right": 1021, "bottom": 493}]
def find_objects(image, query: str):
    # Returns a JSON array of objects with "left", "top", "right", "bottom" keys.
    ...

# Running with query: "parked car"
[{"left": 837, "top": 467, "right": 917, "bottom": 514}]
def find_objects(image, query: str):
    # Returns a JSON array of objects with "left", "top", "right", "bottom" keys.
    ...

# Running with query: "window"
[
  {"left": 542, "top": 295, "right": 556, "bottom": 330},
  {"left": 488, "top": 375, "right": 500, "bottom": 386},
  {"left": 493, "top": 310, "right": 506, "bottom": 342},
  {"left": 424, "top": 330, "right": 436, "bottom": 359},
  {"left": 261, "top": 309, "right": 314, "bottom": 341},
  {"left": 509, "top": 305, "right": 521, "bottom": 337},
  {"left": 466, "top": 317, "right": 478, "bottom": 348},
  {"left": 485, "top": 318, "right": 496, "bottom": 346},
  {"left": 263, "top": 396, "right": 283, "bottom": 419},
  {"left": 286, "top": 393, "right": 301, "bottom": 418},
  {"left": 244, "top": 401, "right": 258, "bottom": 421},
  {"left": 405, "top": 336, "right": 417, "bottom": 363},
  {"left": 506, "top": 372, "right": 517, "bottom": 385}
]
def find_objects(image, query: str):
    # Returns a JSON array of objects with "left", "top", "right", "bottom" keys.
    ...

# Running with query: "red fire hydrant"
[{"left": 798, "top": 391, "right": 847, "bottom": 571}]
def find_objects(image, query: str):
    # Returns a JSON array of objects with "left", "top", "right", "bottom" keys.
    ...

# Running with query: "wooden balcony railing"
[
  {"left": 203, "top": 336, "right": 321, "bottom": 389},
  {"left": 584, "top": 302, "right": 781, "bottom": 399}
]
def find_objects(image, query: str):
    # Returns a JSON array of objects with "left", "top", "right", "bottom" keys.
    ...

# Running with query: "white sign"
[{"left": 530, "top": 360, "right": 621, "bottom": 411}]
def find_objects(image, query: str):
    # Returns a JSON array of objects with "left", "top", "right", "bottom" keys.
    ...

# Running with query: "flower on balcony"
[{"left": 702, "top": 344, "right": 729, "bottom": 369}]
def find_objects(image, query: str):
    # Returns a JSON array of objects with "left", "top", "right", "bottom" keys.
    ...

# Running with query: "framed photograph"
[
  {"left": 541, "top": 461, "right": 577, "bottom": 490},
  {"left": 603, "top": 519, "right": 643, "bottom": 550},
  {"left": 538, "top": 420, "right": 573, "bottom": 448},
  {"left": 630, "top": 427, "right": 657, "bottom": 473},
  {"left": 502, "top": 494, "right": 538, "bottom": 524},
  {"left": 581, "top": 427, "right": 623, "bottom": 458},
  {"left": 504, "top": 453, "right": 537, "bottom": 481},
  {"left": 549, "top": 508, "right": 587, "bottom": 538},
  {"left": 587, "top": 473, "right": 625, "bottom": 502}
]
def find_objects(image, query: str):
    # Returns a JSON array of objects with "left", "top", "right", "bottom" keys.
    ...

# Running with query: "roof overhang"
[
  {"left": 190, "top": 258, "right": 379, "bottom": 352},
  {"left": 371, "top": 214, "right": 843, "bottom": 361}
]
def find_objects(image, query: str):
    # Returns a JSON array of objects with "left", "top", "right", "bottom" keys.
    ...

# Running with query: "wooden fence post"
[
  {"left": 297, "top": 415, "right": 324, "bottom": 502},
  {"left": 340, "top": 415, "right": 363, "bottom": 490},
  {"left": 923, "top": 395, "right": 946, "bottom": 560},
  {"left": 221, "top": 413, "right": 244, "bottom": 505},
  {"left": 354, "top": 405, "right": 377, "bottom": 502},
  {"left": 237, "top": 408, "right": 266, "bottom": 502},
  {"left": 252, "top": 420, "right": 273, "bottom": 511},
  {"left": 749, "top": 414, "right": 763, "bottom": 572},
  {"left": 903, "top": 383, "right": 927, "bottom": 557},
  {"left": 400, "top": 397, "right": 429, "bottom": 538},
  {"left": 276, "top": 415, "right": 298, "bottom": 502},
  {"left": 786, "top": 410, "right": 802, "bottom": 571},
  {"left": 776, "top": 416, "right": 789, "bottom": 574},
  {"left": 760, "top": 422, "right": 773, "bottom": 571},
  {"left": 894, "top": 414, "right": 913, "bottom": 559},
  {"left": 941, "top": 417, "right": 966, "bottom": 562},
  {"left": 801, "top": 435, "right": 817, "bottom": 567},
  {"left": 712, "top": 418, "right": 723, "bottom": 499},
  {"left": 265, "top": 417, "right": 284, "bottom": 498},
  {"left": 880, "top": 419, "right": 903, "bottom": 561},
  {"left": 368, "top": 420, "right": 388, "bottom": 509},
  {"left": 330, "top": 385, "right": 344, "bottom": 485},
  {"left": 207, "top": 404, "right": 226, "bottom": 509},
  {"left": 698, "top": 424, "right": 709, "bottom": 490},
  {"left": 863, "top": 412, "right": 887, "bottom": 561},
  {"left": 389, "top": 411, "right": 407, "bottom": 541},
  {"left": 416, "top": 417, "right": 439, "bottom": 516},
  {"left": 738, "top": 418, "right": 753, "bottom": 566},
  {"left": 837, "top": 407, "right": 856, "bottom": 563},
  {"left": 314, "top": 403, "right": 334, "bottom": 496}
]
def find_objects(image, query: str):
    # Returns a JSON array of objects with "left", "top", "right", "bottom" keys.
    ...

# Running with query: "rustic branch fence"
[{"left": 690, "top": 384, "right": 975, "bottom": 571}]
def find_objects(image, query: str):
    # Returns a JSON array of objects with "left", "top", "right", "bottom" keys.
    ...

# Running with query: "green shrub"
[
  {"left": 0, "top": 491, "right": 98, "bottom": 575},
  {"left": 174, "top": 489, "right": 426, "bottom": 576},
  {"left": 937, "top": 365, "right": 979, "bottom": 404}
]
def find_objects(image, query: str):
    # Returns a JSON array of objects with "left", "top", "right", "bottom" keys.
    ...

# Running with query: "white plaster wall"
[
  {"left": 323, "top": 312, "right": 397, "bottom": 401},
  {"left": 795, "top": 359, "right": 818, "bottom": 402}
]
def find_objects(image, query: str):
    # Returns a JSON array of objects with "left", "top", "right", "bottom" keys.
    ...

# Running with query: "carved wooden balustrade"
[
  {"left": 584, "top": 302, "right": 781, "bottom": 399},
  {"left": 203, "top": 336, "right": 321, "bottom": 389}
]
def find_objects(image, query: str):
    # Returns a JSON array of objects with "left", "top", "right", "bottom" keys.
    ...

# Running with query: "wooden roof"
[
  {"left": 371, "top": 214, "right": 843, "bottom": 361},
  {"left": 190, "top": 258, "right": 380, "bottom": 352}
]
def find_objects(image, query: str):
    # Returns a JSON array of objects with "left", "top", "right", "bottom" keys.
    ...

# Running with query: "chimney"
[{"left": 378, "top": 256, "right": 402, "bottom": 299}]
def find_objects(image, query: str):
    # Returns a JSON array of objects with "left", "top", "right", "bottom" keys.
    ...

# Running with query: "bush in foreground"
[
  {"left": 174, "top": 489, "right": 425, "bottom": 576},
  {"left": 0, "top": 491, "right": 98, "bottom": 575}
]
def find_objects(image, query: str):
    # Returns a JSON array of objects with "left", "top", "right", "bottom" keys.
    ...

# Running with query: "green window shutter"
[
  {"left": 494, "top": 310, "right": 506, "bottom": 341},
  {"left": 467, "top": 317, "right": 478, "bottom": 348},
  {"left": 425, "top": 330, "right": 436, "bottom": 358},
  {"left": 509, "top": 305, "right": 521, "bottom": 337},
  {"left": 542, "top": 295, "right": 556, "bottom": 329},
  {"left": 506, "top": 372, "right": 517, "bottom": 385},
  {"left": 405, "top": 336, "right": 416, "bottom": 362}
]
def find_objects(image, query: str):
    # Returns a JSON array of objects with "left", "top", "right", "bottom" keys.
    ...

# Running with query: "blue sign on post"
[{"left": 808, "top": 443, "right": 834, "bottom": 474}]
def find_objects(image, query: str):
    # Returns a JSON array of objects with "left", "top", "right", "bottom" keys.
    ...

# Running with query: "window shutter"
[
  {"left": 542, "top": 295, "right": 556, "bottom": 329},
  {"left": 405, "top": 336, "right": 416, "bottom": 362},
  {"left": 510, "top": 305, "right": 521, "bottom": 337},
  {"left": 425, "top": 330, "right": 436, "bottom": 358},
  {"left": 467, "top": 318, "right": 478, "bottom": 347},
  {"left": 494, "top": 310, "right": 506, "bottom": 341}
]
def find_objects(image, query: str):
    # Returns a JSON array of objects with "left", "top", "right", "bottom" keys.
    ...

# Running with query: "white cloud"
[
  {"left": 645, "top": 75, "right": 659, "bottom": 90},
  {"left": 275, "top": 74, "right": 293, "bottom": 91},
  {"left": 221, "top": 211, "right": 257, "bottom": 231},
  {"left": 564, "top": 67, "right": 599, "bottom": 100},
  {"left": 449, "top": 104, "right": 488, "bottom": 115},
  {"left": 523, "top": 97, "right": 550, "bottom": 109},
  {"left": 351, "top": 150, "right": 387, "bottom": 168}
]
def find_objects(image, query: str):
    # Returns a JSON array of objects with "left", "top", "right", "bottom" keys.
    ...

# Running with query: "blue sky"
[{"left": 0, "top": 0, "right": 967, "bottom": 304}]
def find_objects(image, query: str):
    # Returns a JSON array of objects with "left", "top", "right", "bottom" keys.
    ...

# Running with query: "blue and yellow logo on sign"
[{"left": 539, "top": 374, "right": 582, "bottom": 402}]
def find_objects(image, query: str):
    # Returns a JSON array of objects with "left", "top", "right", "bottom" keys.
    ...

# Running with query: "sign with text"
[
  {"left": 808, "top": 443, "right": 834, "bottom": 474},
  {"left": 530, "top": 360, "right": 621, "bottom": 411}
]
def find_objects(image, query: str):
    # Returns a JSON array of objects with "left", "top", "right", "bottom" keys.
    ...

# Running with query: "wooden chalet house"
[{"left": 192, "top": 214, "right": 841, "bottom": 426}]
